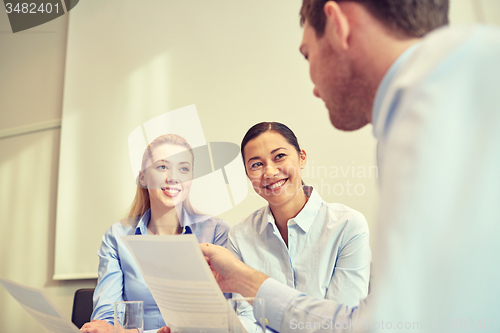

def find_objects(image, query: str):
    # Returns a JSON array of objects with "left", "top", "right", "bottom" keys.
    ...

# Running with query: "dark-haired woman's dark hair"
[
  {"left": 241, "top": 122, "right": 306, "bottom": 186},
  {"left": 241, "top": 122, "right": 302, "bottom": 164}
]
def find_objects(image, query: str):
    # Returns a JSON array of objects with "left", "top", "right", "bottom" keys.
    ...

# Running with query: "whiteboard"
[{"left": 55, "top": 0, "right": 378, "bottom": 279}]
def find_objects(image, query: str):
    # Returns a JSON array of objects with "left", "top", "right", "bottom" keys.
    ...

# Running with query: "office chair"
[{"left": 71, "top": 288, "right": 95, "bottom": 329}]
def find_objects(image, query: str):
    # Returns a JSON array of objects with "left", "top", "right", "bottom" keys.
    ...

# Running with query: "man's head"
[
  {"left": 299, "top": 0, "right": 449, "bottom": 131},
  {"left": 300, "top": 0, "right": 449, "bottom": 39}
]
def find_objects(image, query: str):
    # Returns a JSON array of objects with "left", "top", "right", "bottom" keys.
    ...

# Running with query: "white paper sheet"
[
  {"left": 0, "top": 278, "right": 81, "bottom": 333},
  {"left": 122, "top": 234, "right": 244, "bottom": 333}
]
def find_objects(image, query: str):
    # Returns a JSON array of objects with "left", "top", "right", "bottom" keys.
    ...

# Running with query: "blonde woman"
[{"left": 81, "top": 134, "right": 230, "bottom": 333}]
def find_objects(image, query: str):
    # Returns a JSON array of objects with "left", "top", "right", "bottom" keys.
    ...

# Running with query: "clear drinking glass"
[
  {"left": 228, "top": 297, "right": 266, "bottom": 333},
  {"left": 114, "top": 300, "right": 144, "bottom": 333}
]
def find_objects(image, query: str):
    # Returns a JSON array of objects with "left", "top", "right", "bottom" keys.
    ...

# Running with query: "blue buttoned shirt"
[
  {"left": 230, "top": 186, "right": 371, "bottom": 332},
  {"left": 91, "top": 208, "right": 230, "bottom": 333}
]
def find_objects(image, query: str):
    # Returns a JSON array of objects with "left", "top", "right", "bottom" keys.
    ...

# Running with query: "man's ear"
[{"left": 323, "top": 1, "right": 350, "bottom": 50}]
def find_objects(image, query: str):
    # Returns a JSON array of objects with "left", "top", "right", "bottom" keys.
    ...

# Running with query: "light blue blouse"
[
  {"left": 91, "top": 208, "right": 230, "bottom": 332},
  {"left": 230, "top": 186, "right": 371, "bottom": 331}
]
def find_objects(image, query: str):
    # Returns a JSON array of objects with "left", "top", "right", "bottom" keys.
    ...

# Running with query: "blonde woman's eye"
[
  {"left": 157, "top": 165, "right": 167, "bottom": 171},
  {"left": 180, "top": 167, "right": 190, "bottom": 172}
]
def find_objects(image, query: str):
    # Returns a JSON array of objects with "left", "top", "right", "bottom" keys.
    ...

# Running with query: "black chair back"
[{"left": 71, "top": 288, "right": 95, "bottom": 329}]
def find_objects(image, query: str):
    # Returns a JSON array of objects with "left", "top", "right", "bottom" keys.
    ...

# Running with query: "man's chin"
[{"left": 328, "top": 111, "right": 369, "bottom": 132}]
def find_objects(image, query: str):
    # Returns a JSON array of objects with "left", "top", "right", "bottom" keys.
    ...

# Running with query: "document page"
[
  {"left": 0, "top": 278, "right": 81, "bottom": 333},
  {"left": 123, "top": 235, "right": 244, "bottom": 333}
]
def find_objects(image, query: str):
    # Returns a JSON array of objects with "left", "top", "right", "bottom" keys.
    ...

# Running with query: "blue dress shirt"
[
  {"left": 230, "top": 186, "right": 371, "bottom": 331},
  {"left": 256, "top": 25, "right": 500, "bottom": 332},
  {"left": 91, "top": 208, "right": 230, "bottom": 332}
]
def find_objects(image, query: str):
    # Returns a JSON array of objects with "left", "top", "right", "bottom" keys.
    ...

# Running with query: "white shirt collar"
[
  {"left": 134, "top": 207, "right": 201, "bottom": 235},
  {"left": 259, "top": 185, "right": 324, "bottom": 234},
  {"left": 372, "top": 43, "right": 421, "bottom": 140}
]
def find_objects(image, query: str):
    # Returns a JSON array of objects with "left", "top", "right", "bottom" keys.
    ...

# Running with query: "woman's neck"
[
  {"left": 269, "top": 187, "right": 308, "bottom": 247},
  {"left": 148, "top": 203, "right": 183, "bottom": 235}
]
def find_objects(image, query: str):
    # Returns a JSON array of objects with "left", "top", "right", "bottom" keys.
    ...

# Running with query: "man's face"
[{"left": 300, "top": 21, "right": 372, "bottom": 131}]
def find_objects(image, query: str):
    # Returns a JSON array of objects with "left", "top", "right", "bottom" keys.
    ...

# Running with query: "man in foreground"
[{"left": 161, "top": 0, "right": 500, "bottom": 332}]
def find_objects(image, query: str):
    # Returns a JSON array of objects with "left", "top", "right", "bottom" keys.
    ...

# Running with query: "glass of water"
[{"left": 114, "top": 300, "right": 144, "bottom": 333}]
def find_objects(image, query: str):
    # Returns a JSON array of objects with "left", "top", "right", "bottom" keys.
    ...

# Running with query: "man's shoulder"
[
  {"left": 423, "top": 24, "right": 500, "bottom": 44},
  {"left": 409, "top": 24, "right": 500, "bottom": 74}
]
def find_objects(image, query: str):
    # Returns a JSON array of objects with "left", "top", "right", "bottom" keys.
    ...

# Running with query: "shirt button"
[{"left": 290, "top": 232, "right": 295, "bottom": 237}]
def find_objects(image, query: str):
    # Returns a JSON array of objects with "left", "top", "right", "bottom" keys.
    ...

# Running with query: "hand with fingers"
[
  {"left": 199, "top": 243, "right": 268, "bottom": 297},
  {"left": 80, "top": 319, "right": 114, "bottom": 333}
]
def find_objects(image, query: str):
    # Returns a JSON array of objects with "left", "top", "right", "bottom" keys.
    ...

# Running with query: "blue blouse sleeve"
[
  {"left": 91, "top": 224, "right": 126, "bottom": 325},
  {"left": 212, "top": 218, "right": 231, "bottom": 248},
  {"left": 326, "top": 211, "right": 371, "bottom": 306}
]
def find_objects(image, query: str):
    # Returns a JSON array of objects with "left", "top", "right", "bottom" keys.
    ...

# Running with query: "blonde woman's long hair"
[{"left": 126, "top": 134, "right": 199, "bottom": 221}]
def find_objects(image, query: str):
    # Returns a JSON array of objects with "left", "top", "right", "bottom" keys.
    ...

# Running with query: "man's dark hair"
[{"left": 300, "top": 0, "right": 449, "bottom": 38}]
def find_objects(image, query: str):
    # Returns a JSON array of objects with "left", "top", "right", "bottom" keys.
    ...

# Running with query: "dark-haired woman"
[{"left": 230, "top": 122, "right": 371, "bottom": 331}]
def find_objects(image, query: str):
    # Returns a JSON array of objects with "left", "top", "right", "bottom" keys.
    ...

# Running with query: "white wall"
[
  {"left": 0, "top": 8, "right": 96, "bottom": 333},
  {"left": 53, "top": 0, "right": 379, "bottom": 280},
  {"left": 0, "top": 0, "right": 498, "bottom": 332}
]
